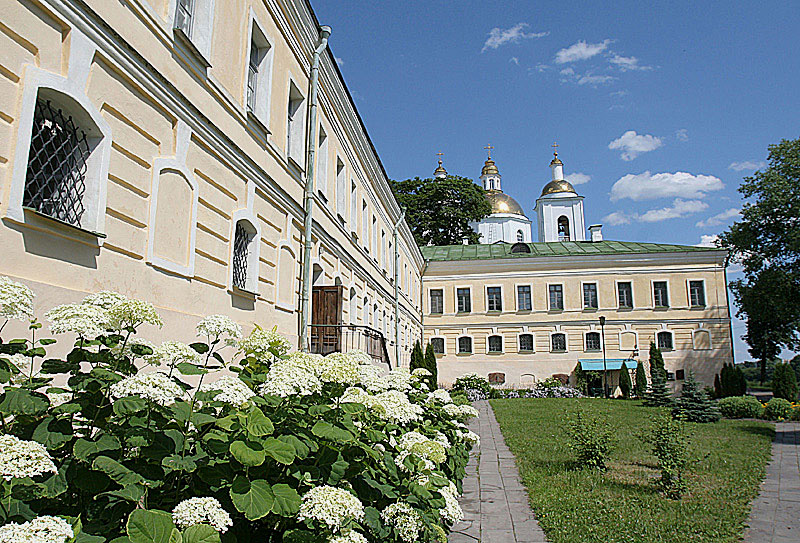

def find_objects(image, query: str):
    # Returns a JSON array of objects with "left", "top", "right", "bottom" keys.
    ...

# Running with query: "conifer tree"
[
  {"left": 423, "top": 342, "right": 438, "bottom": 390},
  {"left": 773, "top": 362, "right": 799, "bottom": 401},
  {"left": 713, "top": 373, "right": 722, "bottom": 399},
  {"left": 645, "top": 342, "right": 673, "bottom": 406},
  {"left": 410, "top": 341, "right": 424, "bottom": 374},
  {"left": 673, "top": 371, "right": 720, "bottom": 423},
  {"left": 634, "top": 360, "right": 647, "bottom": 398},
  {"left": 619, "top": 365, "right": 632, "bottom": 399}
]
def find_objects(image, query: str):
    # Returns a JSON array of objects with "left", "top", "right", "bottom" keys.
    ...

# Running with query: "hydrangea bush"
[
  {"left": 451, "top": 373, "right": 582, "bottom": 400},
  {"left": 0, "top": 279, "right": 476, "bottom": 543}
]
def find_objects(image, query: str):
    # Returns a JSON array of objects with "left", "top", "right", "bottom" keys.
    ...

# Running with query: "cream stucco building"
[{"left": 0, "top": 0, "right": 424, "bottom": 366}]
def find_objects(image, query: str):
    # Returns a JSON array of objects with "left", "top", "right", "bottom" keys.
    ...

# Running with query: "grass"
[{"left": 490, "top": 398, "right": 774, "bottom": 543}]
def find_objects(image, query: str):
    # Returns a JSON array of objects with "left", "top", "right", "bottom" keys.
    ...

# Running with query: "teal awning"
[{"left": 579, "top": 359, "right": 637, "bottom": 371}]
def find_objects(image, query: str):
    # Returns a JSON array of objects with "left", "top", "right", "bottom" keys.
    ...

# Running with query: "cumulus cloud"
[
  {"left": 334, "top": 56, "right": 344, "bottom": 66},
  {"left": 555, "top": 40, "right": 611, "bottom": 63},
  {"left": 603, "top": 199, "right": 708, "bottom": 225},
  {"left": 560, "top": 67, "right": 615, "bottom": 86},
  {"left": 566, "top": 172, "right": 591, "bottom": 185},
  {"left": 610, "top": 171, "right": 725, "bottom": 202},
  {"left": 729, "top": 160, "right": 766, "bottom": 171},
  {"left": 482, "top": 23, "right": 548, "bottom": 52},
  {"left": 696, "top": 234, "right": 719, "bottom": 248},
  {"left": 695, "top": 208, "right": 741, "bottom": 228},
  {"left": 603, "top": 211, "right": 631, "bottom": 225},
  {"left": 675, "top": 129, "right": 689, "bottom": 142},
  {"left": 608, "top": 54, "right": 651, "bottom": 71},
  {"left": 509, "top": 56, "right": 519, "bottom": 65},
  {"left": 608, "top": 131, "right": 663, "bottom": 161}
]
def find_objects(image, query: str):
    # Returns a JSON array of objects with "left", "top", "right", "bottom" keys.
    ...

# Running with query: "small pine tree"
[
  {"left": 713, "top": 373, "right": 722, "bottom": 399},
  {"left": 634, "top": 360, "right": 647, "bottom": 398},
  {"left": 619, "top": 365, "right": 632, "bottom": 399},
  {"left": 673, "top": 371, "right": 720, "bottom": 423},
  {"left": 773, "top": 362, "right": 799, "bottom": 401},
  {"left": 735, "top": 365, "right": 748, "bottom": 396},
  {"left": 645, "top": 342, "right": 673, "bottom": 407},
  {"left": 409, "top": 341, "right": 424, "bottom": 374},
  {"left": 423, "top": 342, "right": 438, "bottom": 390},
  {"left": 573, "top": 362, "right": 587, "bottom": 395}
]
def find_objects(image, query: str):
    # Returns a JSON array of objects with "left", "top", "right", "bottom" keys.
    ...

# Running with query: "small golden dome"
[
  {"left": 481, "top": 157, "right": 499, "bottom": 176},
  {"left": 486, "top": 191, "right": 526, "bottom": 216},
  {"left": 541, "top": 179, "right": 576, "bottom": 197},
  {"left": 434, "top": 160, "right": 447, "bottom": 176},
  {"left": 549, "top": 156, "right": 563, "bottom": 166}
]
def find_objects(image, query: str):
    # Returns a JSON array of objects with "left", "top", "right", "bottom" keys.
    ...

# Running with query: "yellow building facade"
[{"left": 0, "top": 0, "right": 424, "bottom": 364}]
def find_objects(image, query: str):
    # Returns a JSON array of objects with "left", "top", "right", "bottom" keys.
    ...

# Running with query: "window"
[
  {"left": 246, "top": 24, "right": 272, "bottom": 124},
  {"left": 675, "top": 369, "right": 685, "bottom": 380},
  {"left": 518, "top": 333, "right": 534, "bottom": 352},
  {"left": 457, "top": 288, "right": 471, "bottom": 313},
  {"left": 617, "top": 282, "right": 633, "bottom": 309},
  {"left": 549, "top": 284, "right": 564, "bottom": 310},
  {"left": 361, "top": 201, "right": 368, "bottom": 244},
  {"left": 335, "top": 159, "right": 346, "bottom": 218},
  {"left": 371, "top": 216, "right": 377, "bottom": 255},
  {"left": 657, "top": 331, "right": 673, "bottom": 350},
  {"left": 551, "top": 333, "right": 567, "bottom": 352},
  {"left": 583, "top": 283, "right": 598, "bottom": 309},
  {"left": 488, "top": 335, "right": 503, "bottom": 353},
  {"left": 429, "top": 289, "right": 443, "bottom": 314},
  {"left": 431, "top": 337, "right": 445, "bottom": 354},
  {"left": 653, "top": 281, "right": 669, "bottom": 308},
  {"left": 487, "top": 287, "right": 502, "bottom": 311},
  {"left": 381, "top": 230, "right": 386, "bottom": 270},
  {"left": 558, "top": 216, "right": 570, "bottom": 241},
  {"left": 516, "top": 229, "right": 524, "bottom": 242},
  {"left": 458, "top": 336, "right": 472, "bottom": 354},
  {"left": 286, "top": 81, "right": 305, "bottom": 165},
  {"left": 173, "top": 0, "right": 213, "bottom": 65},
  {"left": 517, "top": 285, "right": 532, "bottom": 311},
  {"left": 231, "top": 217, "right": 258, "bottom": 293},
  {"left": 350, "top": 181, "right": 358, "bottom": 232},
  {"left": 175, "top": 0, "right": 194, "bottom": 36},
  {"left": 689, "top": 280, "right": 706, "bottom": 307},
  {"left": 246, "top": 38, "right": 259, "bottom": 112},
  {"left": 585, "top": 331, "right": 601, "bottom": 351},
  {"left": 316, "top": 128, "right": 328, "bottom": 198}
]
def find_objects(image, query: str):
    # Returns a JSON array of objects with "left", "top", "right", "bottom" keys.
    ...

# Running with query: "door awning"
[{"left": 579, "top": 359, "right": 637, "bottom": 371}]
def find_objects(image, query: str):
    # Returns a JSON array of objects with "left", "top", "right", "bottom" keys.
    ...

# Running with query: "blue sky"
[{"left": 311, "top": 0, "right": 800, "bottom": 362}]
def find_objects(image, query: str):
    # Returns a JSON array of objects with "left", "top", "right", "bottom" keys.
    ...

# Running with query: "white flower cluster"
[
  {"left": 438, "top": 482, "right": 463, "bottom": 524},
  {"left": 199, "top": 375, "right": 254, "bottom": 407},
  {"left": 259, "top": 361, "right": 322, "bottom": 398},
  {"left": 196, "top": 314, "right": 242, "bottom": 340},
  {"left": 46, "top": 391, "right": 72, "bottom": 408},
  {"left": 297, "top": 485, "right": 365, "bottom": 532},
  {"left": 3, "top": 353, "right": 30, "bottom": 372},
  {"left": 433, "top": 430, "right": 451, "bottom": 450},
  {"left": 238, "top": 326, "right": 291, "bottom": 362},
  {"left": 147, "top": 341, "right": 201, "bottom": 369},
  {"left": 455, "top": 427, "right": 480, "bottom": 448},
  {"left": 345, "top": 350, "right": 372, "bottom": 366},
  {"left": 411, "top": 367, "right": 432, "bottom": 377},
  {"left": 329, "top": 531, "right": 369, "bottom": 543},
  {"left": 110, "top": 372, "right": 186, "bottom": 406},
  {"left": 45, "top": 303, "right": 107, "bottom": 337},
  {"left": 106, "top": 298, "right": 163, "bottom": 329},
  {"left": 371, "top": 390, "right": 424, "bottom": 425},
  {"left": 0, "top": 276, "right": 34, "bottom": 322},
  {"left": 316, "top": 353, "right": 361, "bottom": 385},
  {"left": 426, "top": 389, "right": 452, "bottom": 404},
  {"left": 443, "top": 403, "right": 479, "bottom": 421},
  {"left": 381, "top": 502, "right": 422, "bottom": 543},
  {"left": 395, "top": 431, "right": 446, "bottom": 472},
  {"left": 0, "top": 515, "right": 73, "bottom": 543},
  {"left": 172, "top": 496, "right": 233, "bottom": 533},
  {"left": 359, "top": 368, "right": 412, "bottom": 394},
  {"left": 82, "top": 291, "right": 127, "bottom": 310},
  {"left": 0, "top": 434, "right": 57, "bottom": 481}
]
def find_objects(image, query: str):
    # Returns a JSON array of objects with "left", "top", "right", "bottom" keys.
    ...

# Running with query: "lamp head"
[{"left": 599, "top": 316, "right": 606, "bottom": 326}]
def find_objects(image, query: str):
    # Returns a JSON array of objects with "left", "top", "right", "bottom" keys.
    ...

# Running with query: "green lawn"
[{"left": 491, "top": 398, "right": 774, "bottom": 543}]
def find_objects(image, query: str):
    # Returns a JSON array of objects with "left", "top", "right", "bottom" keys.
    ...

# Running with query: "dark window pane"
[
  {"left": 583, "top": 283, "right": 598, "bottom": 309},
  {"left": 657, "top": 331, "right": 673, "bottom": 350},
  {"left": 431, "top": 337, "right": 444, "bottom": 354},
  {"left": 429, "top": 290, "right": 443, "bottom": 314},
  {"left": 653, "top": 281, "right": 669, "bottom": 307},
  {"left": 618, "top": 282, "right": 633, "bottom": 308},
  {"left": 549, "top": 285, "right": 563, "bottom": 310},
  {"left": 689, "top": 281, "right": 706, "bottom": 307},
  {"left": 487, "top": 287, "right": 502, "bottom": 312},
  {"left": 519, "top": 334, "right": 533, "bottom": 352},
  {"left": 457, "top": 288, "right": 471, "bottom": 313},
  {"left": 458, "top": 336, "right": 472, "bottom": 353},
  {"left": 585, "top": 332, "right": 601, "bottom": 351},
  {"left": 488, "top": 335, "right": 502, "bottom": 352},
  {"left": 517, "top": 285, "right": 532, "bottom": 311},
  {"left": 551, "top": 333, "right": 566, "bottom": 351}
]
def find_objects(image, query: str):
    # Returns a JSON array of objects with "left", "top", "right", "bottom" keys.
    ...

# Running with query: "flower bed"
[
  {"left": 0, "top": 277, "right": 477, "bottom": 543},
  {"left": 451, "top": 373, "right": 583, "bottom": 401}
]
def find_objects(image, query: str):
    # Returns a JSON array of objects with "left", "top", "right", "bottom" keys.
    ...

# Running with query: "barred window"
[
  {"left": 585, "top": 331, "right": 601, "bottom": 351},
  {"left": 458, "top": 336, "right": 472, "bottom": 354},
  {"left": 24, "top": 99, "right": 91, "bottom": 227},
  {"left": 657, "top": 331, "right": 674, "bottom": 350},
  {"left": 518, "top": 333, "right": 534, "bottom": 352},
  {"left": 232, "top": 220, "right": 255, "bottom": 291},
  {"left": 431, "top": 337, "right": 444, "bottom": 354},
  {"left": 551, "top": 333, "right": 567, "bottom": 352},
  {"left": 488, "top": 335, "right": 502, "bottom": 353}
]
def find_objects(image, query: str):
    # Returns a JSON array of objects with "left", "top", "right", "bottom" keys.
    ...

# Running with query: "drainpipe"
[
  {"left": 392, "top": 208, "right": 406, "bottom": 367},
  {"left": 299, "top": 25, "right": 331, "bottom": 352}
]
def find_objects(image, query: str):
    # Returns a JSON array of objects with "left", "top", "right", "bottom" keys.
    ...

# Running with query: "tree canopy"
[{"left": 390, "top": 175, "right": 491, "bottom": 246}]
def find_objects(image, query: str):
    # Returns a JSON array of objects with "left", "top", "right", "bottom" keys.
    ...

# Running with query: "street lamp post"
[{"left": 599, "top": 316, "right": 608, "bottom": 398}]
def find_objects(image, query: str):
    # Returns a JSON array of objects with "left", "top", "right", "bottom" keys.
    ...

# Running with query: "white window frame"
[
  {"left": 286, "top": 78, "right": 306, "bottom": 167},
  {"left": 547, "top": 283, "right": 565, "bottom": 311},
  {"left": 549, "top": 331, "right": 568, "bottom": 353},
  {"left": 692, "top": 328, "right": 713, "bottom": 350},
  {"left": 656, "top": 330, "right": 675, "bottom": 351},
  {"left": 515, "top": 283, "right": 533, "bottom": 312},
  {"left": 315, "top": 126, "right": 329, "bottom": 200},
  {"left": 244, "top": 13, "right": 274, "bottom": 129},
  {"left": 457, "top": 335, "right": 474, "bottom": 355},
  {"left": 517, "top": 332, "right": 535, "bottom": 353},
  {"left": 687, "top": 279, "right": 707, "bottom": 308},
  {"left": 618, "top": 330, "right": 639, "bottom": 352},
  {"left": 455, "top": 285, "right": 472, "bottom": 314},
  {"left": 584, "top": 330, "right": 602, "bottom": 352},
  {"left": 361, "top": 200, "right": 368, "bottom": 246},
  {"left": 616, "top": 280, "right": 634, "bottom": 310},
  {"left": 335, "top": 157, "right": 346, "bottom": 219},
  {"left": 428, "top": 288, "right": 444, "bottom": 315},
  {"left": 487, "top": 334, "right": 503, "bottom": 354},
  {"left": 430, "top": 336, "right": 446, "bottom": 356},
  {"left": 171, "top": 0, "right": 215, "bottom": 67},
  {"left": 485, "top": 284, "right": 503, "bottom": 312},
  {"left": 652, "top": 279, "right": 670, "bottom": 309},
  {"left": 581, "top": 281, "right": 599, "bottom": 310},
  {"left": 350, "top": 181, "right": 358, "bottom": 234},
  {"left": 229, "top": 209, "right": 261, "bottom": 295}
]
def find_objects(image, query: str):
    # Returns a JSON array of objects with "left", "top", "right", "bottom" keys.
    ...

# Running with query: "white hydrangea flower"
[
  {"left": 172, "top": 496, "right": 233, "bottom": 533},
  {"left": 456, "top": 428, "right": 480, "bottom": 448},
  {"left": 0, "top": 276, "right": 34, "bottom": 322},
  {"left": 82, "top": 291, "right": 127, "bottom": 310},
  {"left": 110, "top": 372, "right": 186, "bottom": 406},
  {"left": 45, "top": 303, "right": 107, "bottom": 337},
  {"left": 147, "top": 341, "right": 201, "bottom": 369},
  {"left": 384, "top": 369, "right": 412, "bottom": 391},
  {"left": 196, "top": 315, "right": 242, "bottom": 340},
  {"left": 395, "top": 431, "right": 446, "bottom": 472},
  {"left": 411, "top": 368, "right": 432, "bottom": 377},
  {"left": 238, "top": 326, "right": 291, "bottom": 362},
  {"left": 443, "top": 403, "right": 479, "bottom": 421},
  {"left": 381, "top": 502, "right": 422, "bottom": 543},
  {"left": 439, "top": 482, "right": 463, "bottom": 524},
  {"left": 329, "top": 531, "right": 369, "bottom": 543},
  {"left": 0, "top": 434, "right": 57, "bottom": 481},
  {"left": 371, "top": 390, "right": 424, "bottom": 425},
  {"left": 358, "top": 366, "right": 390, "bottom": 393},
  {"left": 0, "top": 515, "right": 73, "bottom": 543},
  {"left": 297, "top": 485, "right": 365, "bottom": 532},
  {"left": 107, "top": 299, "right": 163, "bottom": 330},
  {"left": 259, "top": 361, "right": 321, "bottom": 398},
  {"left": 3, "top": 353, "right": 30, "bottom": 372},
  {"left": 346, "top": 350, "right": 373, "bottom": 366},
  {"left": 318, "top": 353, "right": 360, "bottom": 385},
  {"left": 283, "top": 351, "right": 325, "bottom": 374},
  {"left": 433, "top": 430, "right": 451, "bottom": 449},
  {"left": 46, "top": 391, "right": 72, "bottom": 408},
  {"left": 199, "top": 375, "right": 254, "bottom": 407},
  {"left": 426, "top": 389, "right": 452, "bottom": 404}
]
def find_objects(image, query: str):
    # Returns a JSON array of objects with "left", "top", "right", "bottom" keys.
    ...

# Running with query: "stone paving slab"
[
  {"left": 743, "top": 422, "right": 800, "bottom": 543},
  {"left": 449, "top": 401, "right": 549, "bottom": 542}
]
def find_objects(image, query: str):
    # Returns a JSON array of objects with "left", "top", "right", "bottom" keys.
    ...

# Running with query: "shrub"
[
  {"left": 0, "top": 279, "right": 477, "bottom": 542},
  {"left": 719, "top": 363, "right": 747, "bottom": 398},
  {"left": 566, "top": 411, "right": 615, "bottom": 470},
  {"left": 646, "top": 414, "right": 691, "bottom": 499},
  {"left": 772, "top": 362, "right": 799, "bottom": 401},
  {"left": 633, "top": 360, "right": 647, "bottom": 398},
  {"left": 673, "top": 371, "right": 720, "bottom": 423},
  {"left": 410, "top": 340, "right": 424, "bottom": 374},
  {"left": 452, "top": 373, "right": 492, "bottom": 401},
  {"left": 764, "top": 397, "right": 794, "bottom": 421},
  {"left": 644, "top": 342, "right": 673, "bottom": 407},
  {"left": 717, "top": 396, "right": 765, "bottom": 419},
  {"left": 619, "top": 366, "right": 632, "bottom": 399},
  {"left": 423, "top": 342, "right": 438, "bottom": 390}
]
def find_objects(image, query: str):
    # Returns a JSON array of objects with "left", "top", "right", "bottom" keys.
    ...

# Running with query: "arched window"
[
  {"left": 585, "top": 331, "right": 601, "bottom": 351},
  {"left": 516, "top": 230, "right": 524, "bottom": 242},
  {"left": 518, "top": 333, "right": 534, "bottom": 352},
  {"left": 657, "top": 331, "right": 674, "bottom": 350},
  {"left": 488, "top": 335, "right": 503, "bottom": 353},
  {"left": 458, "top": 336, "right": 472, "bottom": 354},
  {"left": 232, "top": 218, "right": 258, "bottom": 293},
  {"left": 551, "top": 332, "right": 567, "bottom": 352},
  {"left": 557, "top": 216, "right": 570, "bottom": 241}
]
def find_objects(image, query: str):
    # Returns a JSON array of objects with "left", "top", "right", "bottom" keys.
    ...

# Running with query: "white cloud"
[
  {"left": 602, "top": 211, "right": 631, "bottom": 225},
  {"left": 608, "top": 54, "right": 651, "bottom": 71},
  {"left": 610, "top": 171, "right": 725, "bottom": 202},
  {"left": 560, "top": 67, "right": 615, "bottom": 86},
  {"left": 695, "top": 208, "right": 741, "bottom": 228},
  {"left": 509, "top": 57, "right": 519, "bottom": 65},
  {"left": 638, "top": 199, "right": 708, "bottom": 222},
  {"left": 482, "top": 23, "right": 548, "bottom": 52},
  {"left": 696, "top": 234, "right": 719, "bottom": 248},
  {"left": 609, "top": 90, "right": 629, "bottom": 98},
  {"left": 532, "top": 63, "right": 551, "bottom": 72},
  {"left": 555, "top": 40, "right": 611, "bottom": 63},
  {"left": 675, "top": 129, "right": 689, "bottom": 142},
  {"left": 566, "top": 172, "right": 591, "bottom": 185},
  {"left": 608, "top": 130, "right": 663, "bottom": 161},
  {"left": 729, "top": 160, "right": 766, "bottom": 171},
  {"left": 334, "top": 56, "right": 344, "bottom": 66}
]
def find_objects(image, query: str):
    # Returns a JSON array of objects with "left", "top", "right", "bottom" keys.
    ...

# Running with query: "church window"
[
  {"left": 487, "top": 287, "right": 502, "bottom": 312},
  {"left": 516, "top": 230, "right": 524, "bottom": 242},
  {"left": 488, "top": 335, "right": 503, "bottom": 353},
  {"left": 653, "top": 281, "right": 669, "bottom": 307},
  {"left": 517, "top": 285, "right": 532, "bottom": 311},
  {"left": 585, "top": 331, "right": 601, "bottom": 351},
  {"left": 548, "top": 284, "right": 564, "bottom": 310},
  {"left": 431, "top": 337, "right": 445, "bottom": 354},
  {"left": 557, "top": 216, "right": 571, "bottom": 242},
  {"left": 657, "top": 331, "right": 674, "bottom": 351},
  {"left": 429, "top": 289, "right": 443, "bottom": 314},
  {"left": 617, "top": 282, "right": 633, "bottom": 309},
  {"left": 458, "top": 336, "right": 472, "bottom": 354},
  {"left": 457, "top": 288, "right": 471, "bottom": 313},
  {"left": 551, "top": 333, "right": 567, "bottom": 352},
  {"left": 518, "top": 334, "right": 534, "bottom": 352},
  {"left": 510, "top": 242, "right": 530, "bottom": 254},
  {"left": 583, "top": 283, "right": 598, "bottom": 309},
  {"left": 689, "top": 280, "right": 706, "bottom": 307}
]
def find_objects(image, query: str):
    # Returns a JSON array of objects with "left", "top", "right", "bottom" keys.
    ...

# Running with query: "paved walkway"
[
  {"left": 744, "top": 422, "right": 800, "bottom": 543},
  {"left": 449, "top": 400, "right": 548, "bottom": 543}
]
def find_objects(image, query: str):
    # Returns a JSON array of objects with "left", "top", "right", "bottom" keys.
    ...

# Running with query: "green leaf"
[
  {"left": 271, "top": 483, "right": 301, "bottom": 516},
  {"left": 41, "top": 465, "right": 69, "bottom": 498},
  {"left": 162, "top": 454, "right": 198, "bottom": 472},
  {"left": 40, "top": 358, "right": 79, "bottom": 373},
  {"left": 230, "top": 440, "right": 266, "bottom": 467},
  {"left": 262, "top": 437, "right": 296, "bottom": 465},
  {"left": 39, "top": 338, "right": 57, "bottom": 346},
  {"left": 311, "top": 421, "right": 354, "bottom": 443},
  {"left": 278, "top": 435, "right": 309, "bottom": 460},
  {"left": 74, "top": 531, "right": 107, "bottom": 542},
  {"left": 246, "top": 407, "right": 274, "bottom": 436},
  {"left": 127, "top": 509, "right": 177, "bottom": 543},
  {"left": 229, "top": 476, "right": 274, "bottom": 520},
  {"left": 176, "top": 362, "right": 207, "bottom": 375},
  {"left": 113, "top": 396, "right": 148, "bottom": 416},
  {"left": 182, "top": 524, "right": 220, "bottom": 543},
  {"left": 308, "top": 405, "right": 332, "bottom": 416},
  {"left": 32, "top": 416, "right": 73, "bottom": 450},
  {"left": 93, "top": 456, "right": 144, "bottom": 486},
  {"left": 189, "top": 342, "right": 210, "bottom": 354},
  {"left": 282, "top": 529, "right": 325, "bottom": 543},
  {"left": 100, "top": 484, "right": 146, "bottom": 503},
  {"left": 0, "top": 387, "right": 49, "bottom": 415},
  {"left": 74, "top": 434, "right": 121, "bottom": 462}
]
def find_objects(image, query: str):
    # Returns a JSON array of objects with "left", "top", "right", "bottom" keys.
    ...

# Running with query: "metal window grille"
[
  {"left": 519, "top": 334, "right": 533, "bottom": 352},
  {"left": 585, "top": 332, "right": 601, "bottom": 351},
  {"left": 24, "top": 99, "right": 90, "bottom": 227},
  {"left": 457, "top": 288, "right": 471, "bottom": 313},
  {"left": 618, "top": 282, "right": 633, "bottom": 308},
  {"left": 232, "top": 222, "right": 251, "bottom": 290},
  {"left": 488, "top": 335, "right": 502, "bottom": 353},
  {"left": 247, "top": 39, "right": 259, "bottom": 113},
  {"left": 657, "top": 331, "right": 673, "bottom": 350},
  {"left": 551, "top": 333, "right": 566, "bottom": 352},
  {"left": 458, "top": 336, "right": 472, "bottom": 354},
  {"left": 487, "top": 287, "right": 502, "bottom": 311},
  {"left": 517, "top": 285, "right": 532, "bottom": 311},
  {"left": 653, "top": 281, "right": 669, "bottom": 307},
  {"left": 175, "top": 0, "right": 194, "bottom": 37},
  {"left": 583, "top": 283, "right": 598, "bottom": 309},
  {"left": 431, "top": 337, "right": 444, "bottom": 354},
  {"left": 549, "top": 285, "right": 563, "bottom": 310},
  {"left": 429, "top": 290, "right": 443, "bottom": 314}
]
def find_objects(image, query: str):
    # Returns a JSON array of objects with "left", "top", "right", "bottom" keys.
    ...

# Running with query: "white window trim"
[
  {"left": 692, "top": 328, "right": 713, "bottom": 350},
  {"left": 170, "top": 0, "right": 216, "bottom": 68},
  {"left": 549, "top": 331, "right": 569, "bottom": 353},
  {"left": 583, "top": 330, "right": 603, "bottom": 352},
  {"left": 286, "top": 77, "right": 306, "bottom": 168},
  {"left": 514, "top": 283, "right": 533, "bottom": 312},
  {"left": 350, "top": 180, "right": 358, "bottom": 234},
  {"left": 487, "top": 334, "right": 504, "bottom": 354},
  {"left": 618, "top": 330, "right": 639, "bottom": 352},
  {"left": 457, "top": 334, "right": 474, "bottom": 355},
  {"left": 315, "top": 126, "right": 329, "bottom": 200},
  {"left": 656, "top": 329, "right": 675, "bottom": 351},
  {"left": 430, "top": 336, "right": 446, "bottom": 356},
  {"left": 244, "top": 11, "right": 274, "bottom": 130},
  {"left": 335, "top": 156, "right": 347, "bottom": 220},
  {"left": 454, "top": 285, "right": 472, "bottom": 314},
  {"left": 428, "top": 287, "right": 444, "bottom": 315},
  {"left": 348, "top": 285, "right": 358, "bottom": 325},
  {"left": 651, "top": 279, "right": 671, "bottom": 309},
  {"left": 615, "top": 279, "right": 635, "bottom": 310},
  {"left": 485, "top": 284, "right": 504, "bottom": 313},
  {"left": 686, "top": 278, "right": 707, "bottom": 308},
  {"left": 517, "top": 332, "right": 535, "bottom": 353},
  {"left": 275, "top": 241, "right": 296, "bottom": 312},
  {"left": 547, "top": 282, "right": 565, "bottom": 311},
  {"left": 229, "top": 208, "right": 262, "bottom": 295},
  {"left": 580, "top": 281, "right": 599, "bottom": 310}
]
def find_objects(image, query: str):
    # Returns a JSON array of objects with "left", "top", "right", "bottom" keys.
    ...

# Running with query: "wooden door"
[{"left": 311, "top": 286, "right": 343, "bottom": 354}]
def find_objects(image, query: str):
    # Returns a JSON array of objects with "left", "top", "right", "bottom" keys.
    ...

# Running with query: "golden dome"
[
  {"left": 481, "top": 157, "right": 499, "bottom": 176},
  {"left": 541, "top": 179, "right": 577, "bottom": 197},
  {"left": 433, "top": 160, "right": 447, "bottom": 176},
  {"left": 486, "top": 190, "right": 526, "bottom": 216}
]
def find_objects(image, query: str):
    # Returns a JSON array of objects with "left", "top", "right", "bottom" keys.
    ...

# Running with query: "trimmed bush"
[
  {"left": 633, "top": 360, "right": 647, "bottom": 398},
  {"left": 645, "top": 342, "right": 673, "bottom": 407},
  {"left": 566, "top": 411, "right": 615, "bottom": 470},
  {"left": 717, "top": 396, "right": 765, "bottom": 419},
  {"left": 673, "top": 371, "right": 720, "bottom": 423},
  {"left": 452, "top": 372, "right": 492, "bottom": 401},
  {"left": 764, "top": 397, "right": 794, "bottom": 421},
  {"left": 719, "top": 363, "right": 747, "bottom": 398},
  {"left": 772, "top": 362, "right": 799, "bottom": 401}
]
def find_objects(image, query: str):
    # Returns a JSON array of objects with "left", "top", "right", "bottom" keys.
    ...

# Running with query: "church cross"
[
  {"left": 484, "top": 143, "right": 494, "bottom": 158},
  {"left": 552, "top": 141, "right": 559, "bottom": 156},
  {"left": 435, "top": 151, "right": 444, "bottom": 162}
]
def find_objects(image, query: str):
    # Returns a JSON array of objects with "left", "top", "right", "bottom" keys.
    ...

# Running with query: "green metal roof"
[{"left": 420, "top": 241, "right": 723, "bottom": 262}]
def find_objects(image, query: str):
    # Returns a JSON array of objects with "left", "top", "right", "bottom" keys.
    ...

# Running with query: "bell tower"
[
  {"left": 534, "top": 145, "right": 586, "bottom": 242},
  {"left": 480, "top": 144, "right": 502, "bottom": 191}
]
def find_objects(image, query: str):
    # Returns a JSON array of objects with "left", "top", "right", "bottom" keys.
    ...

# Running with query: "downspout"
[
  {"left": 392, "top": 208, "right": 406, "bottom": 367},
  {"left": 299, "top": 25, "right": 331, "bottom": 351}
]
